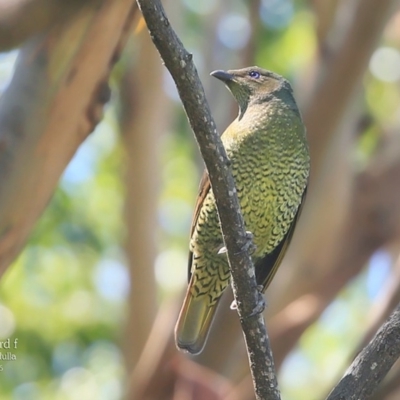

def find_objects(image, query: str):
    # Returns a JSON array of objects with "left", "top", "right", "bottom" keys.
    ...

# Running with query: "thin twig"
[
  {"left": 326, "top": 302, "right": 400, "bottom": 400},
  {"left": 136, "top": 1, "right": 281, "bottom": 399}
]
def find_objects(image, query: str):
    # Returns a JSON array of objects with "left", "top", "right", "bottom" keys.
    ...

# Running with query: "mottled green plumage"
[{"left": 175, "top": 66, "right": 310, "bottom": 354}]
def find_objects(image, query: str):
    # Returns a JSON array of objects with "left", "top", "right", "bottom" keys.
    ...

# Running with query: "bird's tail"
[{"left": 175, "top": 284, "right": 220, "bottom": 355}]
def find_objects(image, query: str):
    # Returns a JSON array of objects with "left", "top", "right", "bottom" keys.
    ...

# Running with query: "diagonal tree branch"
[
  {"left": 136, "top": 1, "right": 280, "bottom": 399},
  {"left": 326, "top": 301, "right": 400, "bottom": 400}
]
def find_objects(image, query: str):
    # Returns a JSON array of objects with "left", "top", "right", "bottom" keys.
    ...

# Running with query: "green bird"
[{"left": 175, "top": 66, "right": 310, "bottom": 354}]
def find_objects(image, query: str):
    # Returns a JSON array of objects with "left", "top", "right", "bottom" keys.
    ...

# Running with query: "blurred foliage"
[
  {"left": 0, "top": 105, "right": 127, "bottom": 399},
  {"left": 0, "top": 0, "right": 399, "bottom": 399}
]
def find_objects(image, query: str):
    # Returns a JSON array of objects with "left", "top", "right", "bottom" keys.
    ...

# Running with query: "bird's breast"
[{"left": 224, "top": 110, "right": 309, "bottom": 256}]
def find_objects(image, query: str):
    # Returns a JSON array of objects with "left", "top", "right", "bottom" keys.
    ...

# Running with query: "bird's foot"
[
  {"left": 234, "top": 231, "right": 256, "bottom": 256},
  {"left": 244, "top": 231, "right": 257, "bottom": 255},
  {"left": 217, "top": 232, "right": 256, "bottom": 256},
  {"left": 230, "top": 286, "right": 266, "bottom": 316},
  {"left": 249, "top": 286, "right": 266, "bottom": 317}
]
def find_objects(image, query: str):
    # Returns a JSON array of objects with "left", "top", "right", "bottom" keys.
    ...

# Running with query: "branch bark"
[
  {"left": 136, "top": 1, "right": 280, "bottom": 399},
  {"left": 326, "top": 301, "right": 400, "bottom": 400}
]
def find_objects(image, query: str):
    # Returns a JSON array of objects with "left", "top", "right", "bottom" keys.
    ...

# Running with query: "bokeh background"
[{"left": 0, "top": 0, "right": 400, "bottom": 399}]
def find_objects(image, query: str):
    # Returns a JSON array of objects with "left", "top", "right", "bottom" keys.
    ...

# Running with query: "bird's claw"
[
  {"left": 245, "top": 231, "right": 257, "bottom": 255},
  {"left": 233, "top": 231, "right": 256, "bottom": 256},
  {"left": 230, "top": 286, "right": 266, "bottom": 316},
  {"left": 218, "top": 232, "right": 256, "bottom": 256},
  {"left": 249, "top": 286, "right": 266, "bottom": 317}
]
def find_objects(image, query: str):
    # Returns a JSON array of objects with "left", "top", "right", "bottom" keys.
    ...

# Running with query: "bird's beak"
[{"left": 210, "top": 70, "right": 234, "bottom": 83}]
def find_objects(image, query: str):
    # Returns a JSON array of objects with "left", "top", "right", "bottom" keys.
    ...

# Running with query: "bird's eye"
[{"left": 249, "top": 71, "right": 260, "bottom": 79}]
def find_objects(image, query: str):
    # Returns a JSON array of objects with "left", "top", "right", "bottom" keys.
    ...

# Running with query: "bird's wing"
[
  {"left": 187, "top": 170, "right": 211, "bottom": 281},
  {"left": 255, "top": 187, "right": 308, "bottom": 292}
]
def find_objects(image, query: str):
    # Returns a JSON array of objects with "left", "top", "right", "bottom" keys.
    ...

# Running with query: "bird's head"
[{"left": 211, "top": 66, "right": 292, "bottom": 119}]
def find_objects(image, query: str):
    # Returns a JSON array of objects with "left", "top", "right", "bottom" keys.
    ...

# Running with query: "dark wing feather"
[
  {"left": 187, "top": 170, "right": 211, "bottom": 281},
  {"left": 255, "top": 187, "right": 308, "bottom": 292}
]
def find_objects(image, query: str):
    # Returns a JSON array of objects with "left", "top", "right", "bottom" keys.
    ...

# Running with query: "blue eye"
[{"left": 249, "top": 71, "right": 260, "bottom": 79}]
